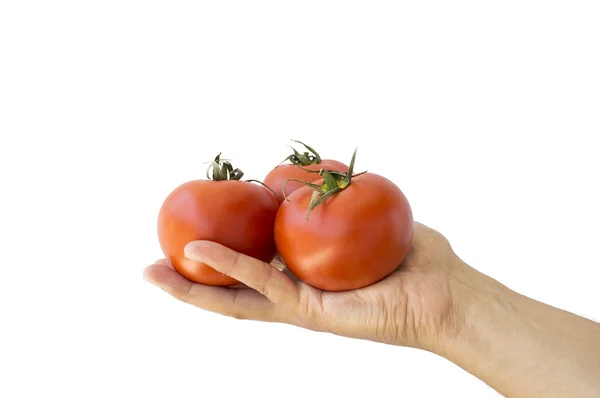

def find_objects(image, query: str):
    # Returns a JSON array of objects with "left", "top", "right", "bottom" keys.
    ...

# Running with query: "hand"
[
  {"left": 143, "top": 222, "right": 600, "bottom": 396},
  {"left": 143, "top": 222, "right": 466, "bottom": 351}
]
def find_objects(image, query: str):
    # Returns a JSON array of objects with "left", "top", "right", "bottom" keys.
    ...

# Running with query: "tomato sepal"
[
  {"left": 277, "top": 139, "right": 324, "bottom": 167},
  {"left": 282, "top": 148, "right": 367, "bottom": 219}
]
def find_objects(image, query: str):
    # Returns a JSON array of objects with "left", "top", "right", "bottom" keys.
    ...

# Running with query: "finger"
[
  {"left": 270, "top": 254, "right": 286, "bottom": 271},
  {"left": 229, "top": 282, "right": 249, "bottom": 289},
  {"left": 143, "top": 263, "right": 285, "bottom": 323},
  {"left": 184, "top": 241, "right": 300, "bottom": 310},
  {"left": 153, "top": 258, "right": 172, "bottom": 267}
]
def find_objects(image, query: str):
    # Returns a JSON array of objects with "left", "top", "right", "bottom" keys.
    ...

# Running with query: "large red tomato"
[
  {"left": 274, "top": 152, "right": 413, "bottom": 292},
  {"left": 264, "top": 140, "right": 348, "bottom": 203},
  {"left": 157, "top": 155, "right": 279, "bottom": 286}
]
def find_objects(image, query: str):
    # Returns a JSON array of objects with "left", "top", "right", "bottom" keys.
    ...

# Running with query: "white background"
[{"left": 1, "top": 1, "right": 599, "bottom": 397}]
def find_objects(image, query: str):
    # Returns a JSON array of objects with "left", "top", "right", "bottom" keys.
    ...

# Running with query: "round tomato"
[
  {"left": 274, "top": 152, "right": 413, "bottom": 292},
  {"left": 157, "top": 155, "right": 279, "bottom": 286},
  {"left": 263, "top": 140, "right": 348, "bottom": 203}
]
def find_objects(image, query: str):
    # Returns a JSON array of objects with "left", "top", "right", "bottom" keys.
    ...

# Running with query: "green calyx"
[
  {"left": 280, "top": 140, "right": 323, "bottom": 166},
  {"left": 205, "top": 153, "right": 279, "bottom": 199},
  {"left": 206, "top": 153, "right": 244, "bottom": 181},
  {"left": 283, "top": 148, "right": 366, "bottom": 219}
]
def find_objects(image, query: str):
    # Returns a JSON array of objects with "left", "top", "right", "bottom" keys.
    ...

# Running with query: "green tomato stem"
[
  {"left": 205, "top": 153, "right": 280, "bottom": 199},
  {"left": 206, "top": 153, "right": 244, "bottom": 181},
  {"left": 282, "top": 147, "right": 365, "bottom": 219},
  {"left": 279, "top": 140, "right": 323, "bottom": 166}
]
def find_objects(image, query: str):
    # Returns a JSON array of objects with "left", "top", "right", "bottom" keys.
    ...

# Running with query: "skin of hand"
[{"left": 143, "top": 221, "right": 600, "bottom": 397}]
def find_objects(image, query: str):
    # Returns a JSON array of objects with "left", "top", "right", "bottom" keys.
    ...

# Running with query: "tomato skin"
[
  {"left": 264, "top": 160, "right": 348, "bottom": 204},
  {"left": 274, "top": 173, "right": 413, "bottom": 292},
  {"left": 157, "top": 180, "right": 279, "bottom": 286}
]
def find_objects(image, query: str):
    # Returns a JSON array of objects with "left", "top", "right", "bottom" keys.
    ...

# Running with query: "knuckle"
[
  {"left": 225, "top": 251, "right": 243, "bottom": 276},
  {"left": 257, "top": 266, "right": 275, "bottom": 296},
  {"left": 295, "top": 288, "right": 325, "bottom": 329},
  {"left": 170, "top": 284, "right": 195, "bottom": 304}
]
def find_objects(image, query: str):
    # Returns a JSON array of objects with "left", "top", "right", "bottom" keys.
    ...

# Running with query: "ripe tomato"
[
  {"left": 157, "top": 155, "right": 279, "bottom": 286},
  {"left": 274, "top": 151, "right": 413, "bottom": 291},
  {"left": 263, "top": 140, "right": 348, "bottom": 203}
]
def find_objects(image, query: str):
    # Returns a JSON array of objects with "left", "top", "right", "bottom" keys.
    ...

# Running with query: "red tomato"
[
  {"left": 157, "top": 155, "right": 279, "bottom": 286},
  {"left": 274, "top": 155, "right": 413, "bottom": 292},
  {"left": 263, "top": 140, "right": 348, "bottom": 203}
]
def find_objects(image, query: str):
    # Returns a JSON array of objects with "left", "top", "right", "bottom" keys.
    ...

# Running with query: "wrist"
[
  {"left": 434, "top": 263, "right": 600, "bottom": 397},
  {"left": 433, "top": 261, "right": 520, "bottom": 363}
]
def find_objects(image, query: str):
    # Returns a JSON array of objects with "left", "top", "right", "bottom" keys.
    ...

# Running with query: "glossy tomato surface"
[
  {"left": 264, "top": 160, "right": 348, "bottom": 204},
  {"left": 274, "top": 173, "right": 413, "bottom": 292},
  {"left": 158, "top": 180, "right": 279, "bottom": 286}
]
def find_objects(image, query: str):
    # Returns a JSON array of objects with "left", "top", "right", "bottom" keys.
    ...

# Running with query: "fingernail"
[{"left": 184, "top": 240, "right": 212, "bottom": 261}]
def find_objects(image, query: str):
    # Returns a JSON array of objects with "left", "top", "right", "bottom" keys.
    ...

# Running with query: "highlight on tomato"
[
  {"left": 274, "top": 149, "right": 414, "bottom": 292},
  {"left": 157, "top": 154, "right": 279, "bottom": 286},
  {"left": 263, "top": 140, "right": 348, "bottom": 204}
]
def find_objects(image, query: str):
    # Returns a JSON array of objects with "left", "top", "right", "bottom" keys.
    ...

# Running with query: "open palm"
[{"left": 144, "top": 222, "right": 459, "bottom": 350}]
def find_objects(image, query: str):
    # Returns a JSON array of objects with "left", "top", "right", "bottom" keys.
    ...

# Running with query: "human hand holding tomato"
[
  {"left": 144, "top": 221, "right": 463, "bottom": 351},
  {"left": 147, "top": 143, "right": 600, "bottom": 397},
  {"left": 151, "top": 145, "right": 454, "bottom": 350}
]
